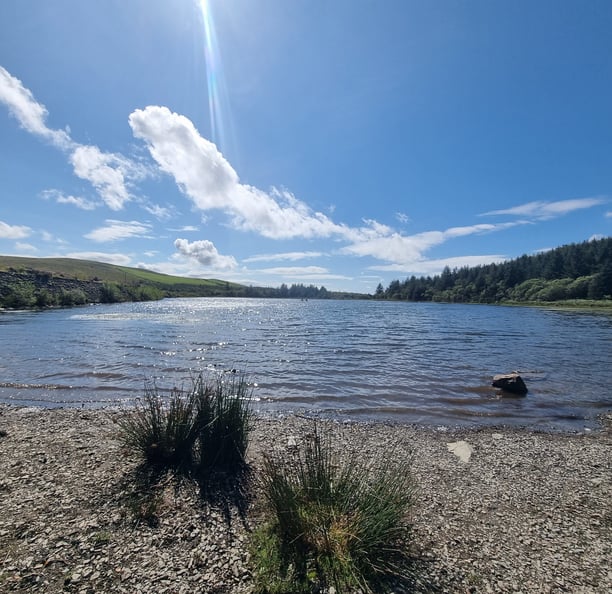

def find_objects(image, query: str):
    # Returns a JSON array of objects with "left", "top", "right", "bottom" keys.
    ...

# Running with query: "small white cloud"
[
  {"left": 66, "top": 251, "right": 133, "bottom": 266},
  {"left": 0, "top": 66, "right": 72, "bottom": 149},
  {"left": 395, "top": 212, "right": 410, "bottom": 224},
  {"left": 589, "top": 234, "right": 605, "bottom": 241},
  {"left": 143, "top": 203, "right": 173, "bottom": 220},
  {"left": 70, "top": 145, "right": 133, "bottom": 210},
  {"left": 605, "top": 211, "right": 612, "bottom": 218},
  {"left": 481, "top": 197, "right": 606, "bottom": 219},
  {"left": 41, "top": 189, "right": 97, "bottom": 210},
  {"left": 0, "top": 220, "right": 31, "bottom": 239},
  {"left": 243, "top": 251, "right": 324, "bottom": 263},
  {"left": 173, "top": 225, "right": 199, "bottom": 232},
  {"left": 14, "top": 242, "right": 37, "bottom": 252},
  {"left": 174, "top": 238, "right": 237, "bottom": 270},
  {"left": 259, "top": 266, "right": 329, "bottom": 275},
  {"left": 371, "top": 254, "right": 507, "bottom": 276},
  {"left": 84, "top": 219, "right": 152, "bottom": 242}
]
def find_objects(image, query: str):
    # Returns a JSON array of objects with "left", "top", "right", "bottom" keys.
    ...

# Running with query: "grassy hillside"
[
  {"left": 0, "top": 255, "right": 249, "bottom": 307},
  {"left": 0, "top": 256, "right": 236, "bottom": 288}
]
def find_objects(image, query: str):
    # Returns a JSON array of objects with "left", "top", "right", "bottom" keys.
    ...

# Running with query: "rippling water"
[{"left": 1, "top": 298, "right": 610, "bottom": 430}]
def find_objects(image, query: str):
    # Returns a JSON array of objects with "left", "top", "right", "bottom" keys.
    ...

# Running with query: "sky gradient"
[{"left": 1, "top": 0, "right": 611, "bottom": 293}]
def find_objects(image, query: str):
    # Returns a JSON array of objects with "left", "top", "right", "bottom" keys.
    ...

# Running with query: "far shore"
[{"left": 0, "top": 405, "right": 610, "bottom": 593}]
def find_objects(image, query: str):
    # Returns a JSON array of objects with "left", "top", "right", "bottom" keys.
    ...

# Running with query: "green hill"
[{"left": 0, "top": 256, "right": 247, "bottom": 308}]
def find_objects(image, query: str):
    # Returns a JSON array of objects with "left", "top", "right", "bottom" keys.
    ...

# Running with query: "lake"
[{"left": 1, "top": 298, "right": 610, "bottom": 431}]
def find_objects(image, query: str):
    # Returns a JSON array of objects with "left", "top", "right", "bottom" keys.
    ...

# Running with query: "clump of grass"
[
  {"left": 252, "top": 423, "right": 415, "bottom": 593},
  {"left": 195, "top": 373, "right": 252, "bottom": 477},
  {"left": 117, "top": 383, "right": 198, "bottom": 468},
  {"left": 117, "top": 373, "right": 253, "bottom": 478}
]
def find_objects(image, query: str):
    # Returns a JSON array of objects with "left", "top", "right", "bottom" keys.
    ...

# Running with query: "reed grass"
[
  {"left": 253, "top": 423, "right": 415, "bottom": 593},
  {"left": 117, "top": 373, "right": 252, "bottom": 477}
]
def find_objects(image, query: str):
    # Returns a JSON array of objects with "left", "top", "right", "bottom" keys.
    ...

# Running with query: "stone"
[
  {"left": 492, "top": 373, "right": 528, "bottom": 395},
  {"left": 447, "top": 440, "right": 474, "bottom": 463}
]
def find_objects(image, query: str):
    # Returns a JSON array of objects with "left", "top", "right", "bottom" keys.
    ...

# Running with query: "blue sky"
[{"left": 1, "top": 0, "right": 611, "bottom": 293}]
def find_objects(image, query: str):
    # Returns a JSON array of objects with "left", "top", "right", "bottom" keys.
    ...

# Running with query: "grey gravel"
[{"left": 0, "top": 405, "right": 610, "bottom": 593}]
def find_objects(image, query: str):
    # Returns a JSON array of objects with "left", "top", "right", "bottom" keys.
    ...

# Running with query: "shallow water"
[{"left": 1, "top": 298, "right": 610, "bottom": 430}]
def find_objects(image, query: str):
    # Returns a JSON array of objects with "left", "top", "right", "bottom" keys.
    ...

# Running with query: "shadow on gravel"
[
  {"left": 114, "top": 460, "right": 254, "bottom": 531},
  {"left": 195, "top": 464, "right": 253, "bottom": 529}
]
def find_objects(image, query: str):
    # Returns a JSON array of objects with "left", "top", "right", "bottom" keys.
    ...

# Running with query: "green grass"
[
  {"left": 117, "top": 374, "right": 253, "bottom": 478},
  {"left": 252, "top": 423, "right": 415, "bottom": 593},
  {"left": 116, "top": 384, "right": 199, "bottom": 469},
  {"left": 194, "top": 374, "right": 253, "bottom": 477},
  {"left": 0, "top": 255, "right": 241, "bottom": 290}
]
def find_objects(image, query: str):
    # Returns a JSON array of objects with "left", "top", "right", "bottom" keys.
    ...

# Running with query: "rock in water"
[{"left": 492, "top": 373, "right": 528, "bottom": 395}]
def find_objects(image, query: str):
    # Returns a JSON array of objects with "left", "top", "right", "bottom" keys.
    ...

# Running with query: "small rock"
[{"left": 447, "top": 441, "right": 474, "bottom": 463}]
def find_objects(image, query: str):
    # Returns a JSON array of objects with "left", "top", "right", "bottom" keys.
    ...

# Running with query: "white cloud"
[
  {"left": 84, "top": 219, "right": 152, "bottom": 242},
  {"left": 0, "top": 66, "right": 144, "bottom": 211},
  {"left": 605, "top": 211, "right": 612, "bottom": 218},
  {"left": 170, "top": 225, "right": 199, "bottom": 232},
  {"left": 481, "top": 197, "right": 606, "bottom": 219},
  {"left": 342, "top": 221, "right": 526, "bottom": 266},
  {"left": 371, "top": 254, "right": 507, "bottom": 276},
  {"left": 129, "top": 106, "right": 347, "bottom": 239},
  {"left": 14, "top": 242, "right": 37, "bottom": 252},
  {"left": 174, "top": 238, "right": 237, "bottom": 270},
  {"left": 70, "top": 146, "right": 133, "bottom": 210},
  {"left": 143, "top": 203, "right": 173, "bottom": 220},
  {"left": 41, "top": 189, "right": 97, "bottom": 210},
  {"left": 66, "top": 252, "right": 133, "bottom": 266},
  {"left": 259, "top": 266, "right": 329, "bottom": 275},
  {"left": 395, "top": 212, "right": 410, "bottom": 224},
  {"left": 243, "top": 251, "right": 324, "bottom": 263},
  {"left": 0, "top": 220, "right": 31, "bottom": 239},
  {"left": 0, "top": 66, "right": 71, "bottom": 149}
]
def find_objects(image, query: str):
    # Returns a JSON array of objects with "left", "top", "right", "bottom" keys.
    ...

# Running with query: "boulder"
[{"left": 492, "top": 373, "right": 528, "bottom": 395}]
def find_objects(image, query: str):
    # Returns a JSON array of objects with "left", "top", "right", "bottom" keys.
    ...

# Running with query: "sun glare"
[{"left": 197, "top": 0, "right": 231, "bottom": 155}]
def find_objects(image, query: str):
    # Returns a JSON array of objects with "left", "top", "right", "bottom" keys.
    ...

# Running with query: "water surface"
[{"left": 1, "top": 298, "right": 610, "bottom": 431}]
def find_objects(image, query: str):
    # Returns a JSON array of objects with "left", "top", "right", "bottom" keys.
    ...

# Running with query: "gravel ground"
[{"left": 0, "top": 405, "right": 610, "bottom": 593}]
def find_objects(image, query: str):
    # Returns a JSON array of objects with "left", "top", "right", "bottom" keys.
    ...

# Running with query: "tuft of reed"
[
  {"left": 194, "top": 373, "right": 253, "bottom": 477},
  {"left": 117, "top": 384, "right": 198, "bottom": 469},
  {"left": 253, "top": 423, "right": 415, "bottom": 593},
  {"left": 117, "top": 373, "right": 253, "bottom": 478}
]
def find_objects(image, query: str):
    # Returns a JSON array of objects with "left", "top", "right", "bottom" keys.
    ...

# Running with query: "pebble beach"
[{"left": 0, "top": 405, "right": 610, "bottom": 593}]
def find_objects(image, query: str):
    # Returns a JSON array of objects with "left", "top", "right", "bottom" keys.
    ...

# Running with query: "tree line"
[{"left": 375, "top": 237, "right": 612, "bottom": 303}]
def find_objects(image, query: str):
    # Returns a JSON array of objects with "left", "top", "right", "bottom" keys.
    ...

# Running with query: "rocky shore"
[{"left": 0, "top": 405, "right": 610, "bottom": 593}]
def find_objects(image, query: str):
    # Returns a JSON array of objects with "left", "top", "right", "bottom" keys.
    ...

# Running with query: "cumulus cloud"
[
  {"left": 0, "top": 220, "right": 31, "bottom": 239},
  {"left": 129, "top": 106, "right": 348, "bottom": 239},
  {"left": 0, "top": 66, "right": 141, "bottom": 210},
  {"left": 174, "top": 238, "right": 237, "bottom": 270},
  {"left": 84, "top": 220, "right": 152, "bottom": 242},
  {"left": 70, "top": 146, "right": 133, "bottom": 210},
  {"left": 481, "top": 197, "right": 606, "bottom": 219}
]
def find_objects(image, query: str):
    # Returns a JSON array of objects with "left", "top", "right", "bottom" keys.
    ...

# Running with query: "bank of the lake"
[{"left": 0, "top": 405, "right": 610, "bottom": 593}]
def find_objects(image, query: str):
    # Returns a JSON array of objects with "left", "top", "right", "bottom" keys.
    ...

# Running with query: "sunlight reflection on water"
[{"left": 1, "top": 298, "right": 611, "bottom": 431}]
